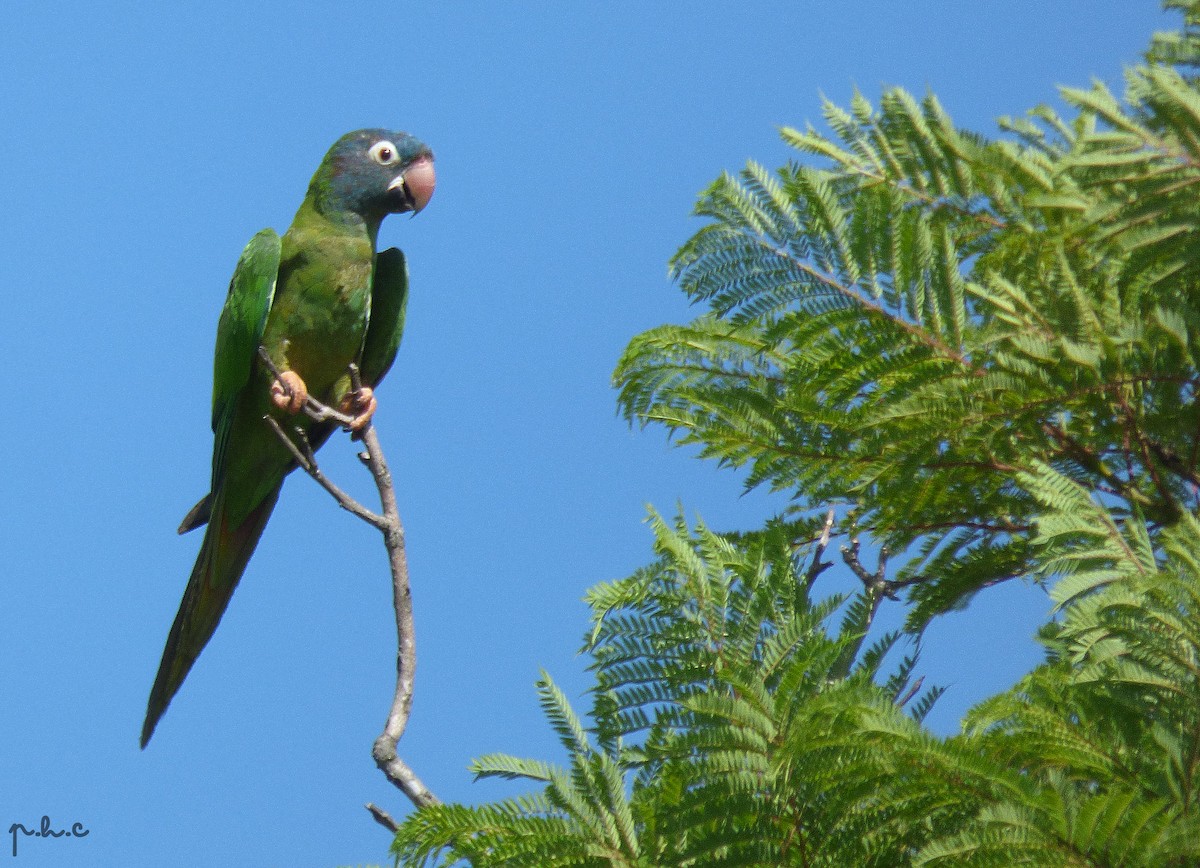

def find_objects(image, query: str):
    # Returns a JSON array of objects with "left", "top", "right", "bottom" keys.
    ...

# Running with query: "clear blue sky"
[{"left": 0, "top": 2, "right": 1174, "bottom": 865}]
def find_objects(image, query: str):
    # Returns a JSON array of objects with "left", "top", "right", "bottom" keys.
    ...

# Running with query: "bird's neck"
[{"left": 291, "top": 197, "right": 381, "bottom": 249}]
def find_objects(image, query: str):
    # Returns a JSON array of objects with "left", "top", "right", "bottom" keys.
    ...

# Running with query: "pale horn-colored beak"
[{"left": 387, "top": 156, "right": 436, "bottom": 214}]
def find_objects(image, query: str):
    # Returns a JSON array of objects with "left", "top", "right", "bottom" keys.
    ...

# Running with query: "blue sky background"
[{"left": 0, "top": 2, "right": 1175, "bottom": 866}]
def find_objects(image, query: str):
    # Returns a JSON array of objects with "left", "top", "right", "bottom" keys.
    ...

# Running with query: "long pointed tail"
[{"left": 142, "top": 484, "right": 282, "bottom": 747}]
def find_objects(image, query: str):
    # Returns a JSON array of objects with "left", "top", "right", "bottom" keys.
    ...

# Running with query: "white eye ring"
[{"left": 369, "top": 140, "right": 400, "bottom": 166}]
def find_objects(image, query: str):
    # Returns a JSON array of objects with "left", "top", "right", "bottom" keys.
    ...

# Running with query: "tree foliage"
[
  {"left": 393, "top": 513, "right": 945, "bottom": 866},
  {"left": 390, "top": 3, "right": 1200, "bottom": 864},
  {"left": 392, "top": 511, "right": 1200, "bottom": 865},
  {"left": 615, "top": 6, "right": 1200, "bottom": 626}
]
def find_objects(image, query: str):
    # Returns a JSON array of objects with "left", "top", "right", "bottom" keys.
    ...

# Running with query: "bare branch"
[
  {"left": 356, "top": 419, "right": 439, "bottom": 809},
  {"left": 802, "top": 508, "right": 836, "bottom": 591},
  {"left": 365, "top": 802, "right": 400, "bottom": 834},
  {"left": 841, "top": 537, "right": 903, "bottom": 601},
  {"left": 894, "top": 675, "right": 925, "bottom": 708},
  {"left": 262, "top": 416, "right": 388, "bottom": 530},
  {"left": 258, "top": 350, "right": 440, "bottom": 816}
]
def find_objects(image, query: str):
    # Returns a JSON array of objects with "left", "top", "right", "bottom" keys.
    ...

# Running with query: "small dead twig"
[
  {"left": 365, "top": 802, "right": 400, "bottom": 835},
  {"left": 260, "top": 350, "right": 439, "bottom": 819},
  {"left": 802, "top": 508, "right": 837, "bottom": 591},
  {"left": 262, "top": 416, "right": 388, "bottom": 530},
  {"left": 894, "top": 675, "right": 925, "bottom": 709}
]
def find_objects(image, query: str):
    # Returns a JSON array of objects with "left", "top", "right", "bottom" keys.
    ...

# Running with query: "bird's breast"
[{"left": 261, "top": 233, "right": 375, "bottom": 404}]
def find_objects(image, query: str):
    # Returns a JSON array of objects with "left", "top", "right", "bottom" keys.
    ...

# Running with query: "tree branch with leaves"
[{"left": 383, "top": 2, "right": 1200, "bottom": 864}]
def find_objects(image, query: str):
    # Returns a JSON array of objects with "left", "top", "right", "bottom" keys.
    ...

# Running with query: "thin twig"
[
  {"left": 894, "top": 675, "right": 925, "bottom": 708},
  {"left": 365, "top": 802, "right": 400, "bottom": 834},
  {"left": 802, "top": 508, "right": 836, "bottom": 591},
  {"left": 259, "top": 352, "right": 440, "bottom": 815},
  {"left": 262, "top": 416, "right": 388, "bottom": 530}
]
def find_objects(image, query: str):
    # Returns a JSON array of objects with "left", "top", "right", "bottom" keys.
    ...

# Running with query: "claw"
[
  {"left": 339, "top": 386, "right": 377, "bottom": 432},
  {"left": 270, "top": 370, "right": 308, "bottom": 414}
]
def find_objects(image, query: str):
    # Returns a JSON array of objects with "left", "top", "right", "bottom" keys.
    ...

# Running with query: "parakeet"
[{"left": 142, "top": 129, "right": 435, "bottom": 747}]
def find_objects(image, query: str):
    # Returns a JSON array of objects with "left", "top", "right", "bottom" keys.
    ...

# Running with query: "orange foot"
[
  {"left": 270, "top": 370, "right": 308, "bottom": 414},
  {"left": 339, "top": 386, "right": 377, "bottom": 431}
]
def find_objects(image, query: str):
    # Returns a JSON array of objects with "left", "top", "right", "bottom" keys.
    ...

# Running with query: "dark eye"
[{"left": 369, "top": 141, "right": 399, "bottom": 166}]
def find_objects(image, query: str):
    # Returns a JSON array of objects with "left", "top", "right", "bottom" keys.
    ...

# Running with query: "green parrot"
[{"left": 142, "top": 129, "right": 436, "bottom": 747}]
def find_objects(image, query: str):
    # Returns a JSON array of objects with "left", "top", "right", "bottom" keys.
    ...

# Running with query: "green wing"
[
  {"left": 359, "top": 246, "right": 409, "bottom": 386},
  {"left": 178, "top": 229, "right": 281, "bottom": 534},
  {"left": 212, "top": 229, "right": 282, "bottom": 432}
]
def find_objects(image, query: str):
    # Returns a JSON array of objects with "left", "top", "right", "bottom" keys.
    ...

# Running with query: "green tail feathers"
[{"left": 142, "top": 486, "right": 282, "bottom": 747}]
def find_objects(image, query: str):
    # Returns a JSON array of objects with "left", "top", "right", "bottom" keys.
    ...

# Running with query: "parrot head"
[{"left": 309, "top": 128, "right": 435, "bottom": 223}]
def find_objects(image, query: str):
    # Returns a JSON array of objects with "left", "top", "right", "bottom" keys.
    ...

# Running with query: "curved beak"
[{"left": 387, "top": 155, "right": 436, "bottom": 214}]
